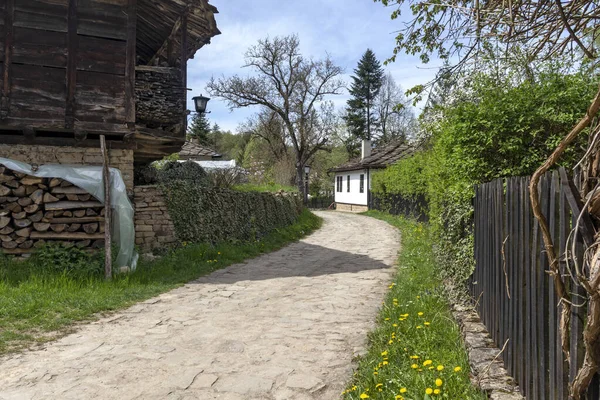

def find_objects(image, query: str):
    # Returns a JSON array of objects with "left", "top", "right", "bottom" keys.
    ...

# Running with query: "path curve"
[{"left": 0, "top": 211, "right": 400, "bottom": 400}]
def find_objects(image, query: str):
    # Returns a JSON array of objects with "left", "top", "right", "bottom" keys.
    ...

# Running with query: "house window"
[
  {"left": 360, "top": 174, "right": 364, "bottom": 193},
  {"left": 347, "top": 175, "right": 350, "bottom": 192},
  {"left": 336, "top": 176, "right": 342, "bottom": 192}
]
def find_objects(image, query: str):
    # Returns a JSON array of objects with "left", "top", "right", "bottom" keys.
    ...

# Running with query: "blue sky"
[{"left": 187, "top": 0, "right": 439, "bottom": 133}]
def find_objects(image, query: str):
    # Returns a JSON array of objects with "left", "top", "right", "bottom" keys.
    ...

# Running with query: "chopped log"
[
  {"left": 44, "top": 211, "right": 55, "bottom": 220},
  {"left": 18, "top": 240, "right": 34, "bottom": 249},
  {"left": 60, "top": 180, "right": 73, "bottom": 187},
  {"left": 50, "top": 224, "right": 67, "bottom": 233},
  {"left": 25, "top": 204, "right": 40, "bottom": 213},
  {"left": 67, "top": 224, "right": 81, "bottom": 232},
  {"left": 55, "top": 194, "right": 66, "bottom": 200},
  {"left": 6, "top": 204, "right": 22, "bottom": 213},
  {"left": 66, "top": 194, "right": 79, "bottom": 201},
  {"left": 75, "top": 240, "right": 91, "bottom": 248},
  {"left": 2, "top": 248, "right": 35, "bottom": 254},
  {"left": 14, "top": 219, "right": 32, "bottom": 228},
  {"left": 92, "top": 239, "right": 105, "bottom": 248},
  {"left": 37, "top": 184, "right": 48, "bottom": 190},
  {"left": 0, "top": 197, "right": 6, "bottom": 204},
  {"left": 34, "top": 240, "right": 46, "bottom": 248},
  {"left": 25, "top": 186, "right": 38, "bottom": 195},
  {"left": 0, "top": 210, "right": 9, "bottom": 217},
  {"left": 0, "top": 167, "right": 5, "bottom": 175},
  {"left": 43, "top": 193, "right": 59, "bottom": 203},
  {"left": 73, "top": 210, "right": 86, "bottom": 218},
  {"left": 2, "top": 241, "right": 18, "bottom": 249},
  {"left": 83, "top": 223, "right": 99, "bottom": 234},
  {"left": 16, "top": 227, "right": 31, "bottom": 237},
  {"left": 15, "top": 236, "right": 27, "bottom": 244},
  {"left": 78, "top": 194, "right": 92, "bottom": 202},
  {"left": 0, "top": 185, "right": 11, "bottom": 196},
  {"left": 99, "top": 224, "right": 105, "bottom": 233},
  {"left": 12, "top": 211, "right": 26, "bottom": 220},
  {"left": 20, "top": 176, "right": 43, "bottom": 185},
  {"left": 86, "top": 208, "right": 99, "bottom": 216},
  {"left": 30, "top": 189, "right": 44, "bottom": 204},
  {"left": 63, "top": 211, "right": 73, "bottom": 217},
  {"left": 0, "top": 234, "right": 11, "bottom": 242},
  {"left": 6, "top": 197, "right": 18, "bottom": 203},
  {"left": 0, "top": 226, "right": 14, "bottom": 235},
  {"left": 0, "top": 216, "right": 10, "bottom": 229},
  {"left": 50, "top": 216, "right": 104, "bottom": 224},
  {"left": 33, "top": 223, "right": 51, "bottom": 232},
  {"left": 11, "top": 186, "right": 26, "bottom": 197},
  {"left": 13, "top": 172, "right": 26, "bottom": 179},
  {"left": 18, "top": 197, "right": 33, "bottom": 207},
  {"left": 100, "top": 208, "right": 106, "bottom": 216},
  {"left": 51, "top": 186, "right": 88, "bottom": 195},
  {"left": 49, "top": 178, "right": 62, "bottom": 188},
  {"left": 0, "top": 174, "right": 12, "bottom": 183},
  {"left": 54, "top": 211, "right": 64, "bottom": 217},
  {"left": 5, "top": 180, "right": 19, "bottom": 189},
  {"left": 29, "top": 211, "right": 44, "bottom": 223},
  {"left": 45, "top": 201, "right": 103, "bottom": 211},
  {"left": 30, "top": 232, "right": 105, "bottom": 240}
]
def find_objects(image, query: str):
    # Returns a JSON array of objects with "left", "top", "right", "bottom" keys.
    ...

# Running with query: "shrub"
[
  {"left": 157, "top": 161, "right": 212, "bottom": 186},
  {"left": 29, "top": 243, "right": 104, "bottom": 277}
]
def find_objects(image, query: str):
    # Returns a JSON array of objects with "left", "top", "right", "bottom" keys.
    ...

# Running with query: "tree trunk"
[{"left": 296, "top": 163, "right": 304, "bottom": 198}]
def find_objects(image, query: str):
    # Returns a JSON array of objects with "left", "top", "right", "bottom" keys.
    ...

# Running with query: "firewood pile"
[{"left": 0, "top": 166, "right": 105, "bottom": 255}]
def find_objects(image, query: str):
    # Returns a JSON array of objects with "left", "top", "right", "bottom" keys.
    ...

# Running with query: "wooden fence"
[
  {"left": 369, "top": 192, "right": 428, "bottom": 222},
  {"left": 471, "top": 168, "right": 600, "bottom": 399}
]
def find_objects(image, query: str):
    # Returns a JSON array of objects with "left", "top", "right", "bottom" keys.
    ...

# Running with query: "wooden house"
[{"left": 0, "top": 0, "right": 220, "bottom": 179}]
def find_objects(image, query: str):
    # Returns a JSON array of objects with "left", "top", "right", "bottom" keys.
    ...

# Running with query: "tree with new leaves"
[
  {"left": 376, "top": 1, "right": 600, "bottom": 397},
  {"left": 207, "top": 35, "right": 344, "bottom": 196},
  {"left": 187, "top": 113, "right": 211, "bottom": 145},
  {"left": 345, "top": 49, "right": 385, "bottom": 141},
  {"left": 375, "top": 73, "right": 416, "bottom": 144}
]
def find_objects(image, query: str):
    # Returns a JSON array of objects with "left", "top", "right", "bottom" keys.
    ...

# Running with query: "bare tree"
[
  {"left": 239, "top": 109, "right": 289, "bottom": 163},
  {"left": 207, "top": 35, "right": 344, "bottom": 195},
  {"left": 375, "top": 73, "right": 416, "bottom": 144}
]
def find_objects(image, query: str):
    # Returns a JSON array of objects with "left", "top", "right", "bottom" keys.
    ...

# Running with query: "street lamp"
[
  {"left": 192, "top": 95, "right": 211, "bottom": 114},
  {"left": 304, "top": 165, "right": 311, "bottom": 205}
]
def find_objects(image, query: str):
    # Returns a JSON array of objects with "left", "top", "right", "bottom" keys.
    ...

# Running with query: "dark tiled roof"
[
  {"left": 179, "top": 141, "right": 221, "bottom": 159},
  {"left": 329, "top": 142, "right": 414, "bottom": 172}
]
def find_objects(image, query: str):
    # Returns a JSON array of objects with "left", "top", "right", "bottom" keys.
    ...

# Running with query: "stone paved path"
[{"left": 0, "top": 211, "right": 400, "bottom": 400}]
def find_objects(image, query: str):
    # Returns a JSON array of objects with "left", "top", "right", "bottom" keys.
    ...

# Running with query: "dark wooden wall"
[{"left": 0, "top": 0, "right": 136, "bottom": 143}]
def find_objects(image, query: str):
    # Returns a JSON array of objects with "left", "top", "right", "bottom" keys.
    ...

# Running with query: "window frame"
[
  {"left": 359, "top": 174, "right": 364, "bottom": 193},
  {"left": 347, "top": 175, "right": 350, "bottom": 192}
]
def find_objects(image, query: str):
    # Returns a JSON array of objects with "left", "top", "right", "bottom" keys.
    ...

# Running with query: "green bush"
[
  {"left": 162, "top": 181, "right": 303, "bottom": 244},
  {"left": 29, "top": 243, "right": 103, "bottom": 277},
  {"left": 157, "top": 161, "right": 212, "bottom": 186}
]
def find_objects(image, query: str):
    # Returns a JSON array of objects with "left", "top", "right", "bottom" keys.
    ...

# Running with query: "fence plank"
[{"left": 549, "top": 172, "right": 558, "bottom": 400}]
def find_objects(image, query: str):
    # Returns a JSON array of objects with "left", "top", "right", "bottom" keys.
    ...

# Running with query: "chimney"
[{"left": 361, "top": 140, "right": 372, "bottom": 160}]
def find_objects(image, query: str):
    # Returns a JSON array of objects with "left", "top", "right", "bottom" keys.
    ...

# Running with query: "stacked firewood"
[{"left": 0, "top": 166, "right": 105, "bottom": 254}]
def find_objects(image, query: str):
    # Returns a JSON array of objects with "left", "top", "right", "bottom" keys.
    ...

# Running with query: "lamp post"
[
  {"left": 192, "top": 95, "right": 211, "bottom": 114},
  {"left": 304, "top": 165, "right": 311, "bottom": 205}
]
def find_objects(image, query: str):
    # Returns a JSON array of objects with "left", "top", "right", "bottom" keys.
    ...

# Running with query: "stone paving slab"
[{"left": 0, "top": 211, "right": 400, "bottom": 400}]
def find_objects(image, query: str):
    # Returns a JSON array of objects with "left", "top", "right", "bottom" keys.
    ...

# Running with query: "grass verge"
[
  {"left": 232, "top": 183, "right": 298, "bottom": 193},
  {"left": 343, "top": 210, "right": 484, "bottom": 400},
  {"left": 0, "top": 209, "right": 321, "bottom": 355}
]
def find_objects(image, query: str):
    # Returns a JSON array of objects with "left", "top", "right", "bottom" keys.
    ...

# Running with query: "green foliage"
[
  {"left": 233, "top": 183, "right": 297, "bottom": 193},
  {"left": 162, "top": 181, "right": 303, "bottom": 244},
  {"left": 156, "top": 160, "right": 212, "bottom": 186},
  {"left": 0, "top": 210, "right": 322, "bottom": 354},
  {"left": 344, "top": 211, "right": 485, "bottom": 400},
  {"left": 29, "top": 243, "right": 104, "bottom": 277},
  {"left": 345, "top": 49, "right": 385, "bottom": 141},
  {"left": 187, "top": 113, "right": 212, "bottom": 145},
  {"left": 372, "top": 71, "right": 598, "bottom": 284}
]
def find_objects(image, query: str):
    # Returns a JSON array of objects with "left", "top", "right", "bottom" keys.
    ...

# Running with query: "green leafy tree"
[
  {"left": 187, "top": 113, "right": 211, "bottom": 145},
  {"left": 345, "top": 49, "right": 384, "bottom": 141}
]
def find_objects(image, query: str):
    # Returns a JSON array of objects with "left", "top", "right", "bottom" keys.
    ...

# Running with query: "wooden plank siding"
[{"left": 471, "top": 169, "right": 600, "bottom": 399}]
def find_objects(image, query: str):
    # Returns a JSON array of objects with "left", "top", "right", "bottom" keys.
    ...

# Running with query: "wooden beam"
[
  {"left": 30, "top": 232, "right": 104, "bottom": 240},
  {"left": 147, "top": 6, "right": 191, "bottom": 66},
  {"left": 1, "top": 0, "right": 14, "bottom": 120},
  {"left": 65, "top": 0, "right": 78, "bottom": 129},
  {"left": 125, "top": 0, "right": 137, "bottom": 127},
  {"left": 180, "top": 12, "right": 188, "bottom": 133},
  {"left": 100, "top": 135, "right": 112, "bottom": 279}
]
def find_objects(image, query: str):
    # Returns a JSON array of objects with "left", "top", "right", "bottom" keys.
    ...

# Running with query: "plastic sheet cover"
[{"left": 0, "top": 158, "right": 138, "bottom": 271}]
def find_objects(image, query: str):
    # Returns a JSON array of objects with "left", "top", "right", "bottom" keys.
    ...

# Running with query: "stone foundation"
[
  {"left": 134, "top": 185, "right": 177, "bottom": 251},
  {"left": 0, "top": 144, "right": 134, "bottom": 191},
  {"left": 335, "top": 203, "right": 369, "bottom": 213}
]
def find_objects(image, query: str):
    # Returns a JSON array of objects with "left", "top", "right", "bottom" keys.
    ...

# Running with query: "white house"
[{"left": 330, "top": 140, "right": 413, "bottom": 212}]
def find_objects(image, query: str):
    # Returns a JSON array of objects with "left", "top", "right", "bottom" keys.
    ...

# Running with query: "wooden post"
[{"left": 100, "top": 135, "right": 112, "bottom": 280}]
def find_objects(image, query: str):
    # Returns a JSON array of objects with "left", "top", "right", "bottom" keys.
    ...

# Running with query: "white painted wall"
[{"left": 334, "top": 169, "right": 368, "bottom": 206}]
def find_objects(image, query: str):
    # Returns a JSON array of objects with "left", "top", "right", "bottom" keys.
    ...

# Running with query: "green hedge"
[{"left": 161, "top": 181, "right": 303, "bottom": 244}]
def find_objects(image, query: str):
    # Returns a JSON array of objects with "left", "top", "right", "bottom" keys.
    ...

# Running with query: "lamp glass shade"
[
  {"left": 304, "top": 165, "right": 311, "bottom": 174},
  {"left": 192, "top": 95, "right": 210, "bottom": 113}
]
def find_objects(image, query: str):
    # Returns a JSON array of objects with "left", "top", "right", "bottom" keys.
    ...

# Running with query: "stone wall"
[
  {"left": 336, "top": 203, "right": 369, "bottom": 213},
  {"left": 0, "top": 145, "right": 134, "bottom": 191},
  {"left": 134, "top": 185, "right": 177, "bottom": 251}
]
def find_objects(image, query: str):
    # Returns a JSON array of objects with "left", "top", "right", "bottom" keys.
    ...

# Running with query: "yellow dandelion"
[
  {"left": 393, "top": 323, "right": 398, "bottom": 327},
  {"left": 435, "top": 378, "right": 443, "bottom": 387},
  {"left": 437, "top": 365, "right": 444, "bottom": 371},
  {"left": 389, "top": 340, "right": 394, "bottom": 344},
  {"left": 424, "top": 322, "right": 431, "bottom": 326},
  {"left": 375, "top": 383, "right": 383, "bottom": 388},
  {"left": 395, "top": 396, "right": 403, "bottom": 400},
  {"left": 411, "top": 364, "right": 418, "bottom": 369},
  {"left": 418, "top": 312, "right": 424, "bottom": 316},
  {"left": 410, "top": 355, "right": 419, "bottom": 359},
  {"left": 400, "top": 388, "right": 407, "bottom": 393},
  {"left": 454, "top": 366, "right": 462, "bottom": 372},
  {"left": 417, "top": 325, "right": 423, "bottom": 329},
  {"left": 360, "top": 394, "right": 369, "bottom": 399},
  {"left": 381, "top": 350, "right": 388, "bottom": 356},
  {"left": 426, "top": 388, "right": 433, "bottom": 395},
  {"left": 383, "top": 360, "right": 389, "bottom": 365},
  {"left": 429, "top": 366, "right": 434, "bottom": 370},
  {"left": 434, "top": 389, "right": 441, "bottom": 395},
  {"left": 417, "top": 295, "right": 421, "bottom": 299},
  {"left": 385, "top": 317, "right": 390, "bottom": 321},
  {"left": 423, "top": 360, "right": 432, "bottom": 366},
  {"left": 217, "top": 252, "right": 221, "bottom": 255},
  {"left": 373, "top": 371, "right": 378, "bottom": 375}
]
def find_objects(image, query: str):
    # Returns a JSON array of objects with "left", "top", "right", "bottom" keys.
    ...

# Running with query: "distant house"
[
  {"left": 179, "top": 141, "right": 223, "bottom": 161},
  {"left": 330, "top": 140, "right": 413, "bottom": 212}
]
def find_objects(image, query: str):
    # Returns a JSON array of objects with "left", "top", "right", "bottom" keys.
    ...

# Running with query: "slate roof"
[
  {"left": 329, "top": 141, "right": 414, "bottom": 173},
  {"left": 179, "top": 141, "right": 222, "bottom": 159}
]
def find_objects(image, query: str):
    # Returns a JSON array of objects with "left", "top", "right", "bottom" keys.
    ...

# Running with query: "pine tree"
[
  {"left": 187, "top": 113, "right": 211, "bottom": 145},
  {"left": 345, "top": 49, "right": 384, "bottom": 141}
]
